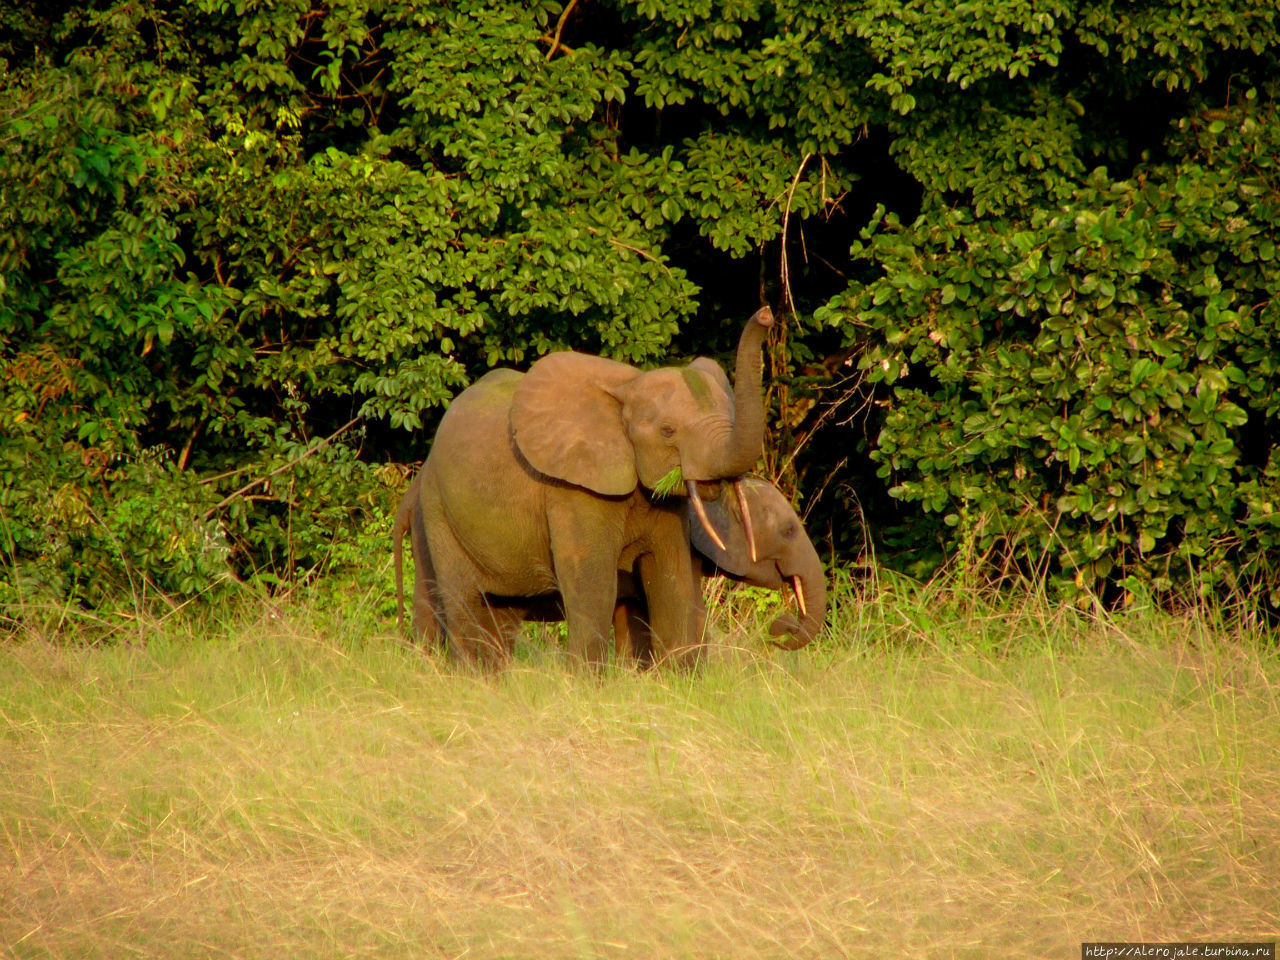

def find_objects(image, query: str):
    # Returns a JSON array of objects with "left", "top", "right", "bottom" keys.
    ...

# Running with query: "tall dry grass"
[{"left": 2, "top": 575, "right": 1278, "bottom": 958}]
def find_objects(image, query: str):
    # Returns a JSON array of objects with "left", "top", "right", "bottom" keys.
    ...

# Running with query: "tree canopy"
[{"left": 2, "top": 0, "right": 1278, "bottom": 615}]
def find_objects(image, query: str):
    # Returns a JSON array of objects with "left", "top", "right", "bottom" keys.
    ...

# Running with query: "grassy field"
[{"left": 2, "top": 575, "right": 1278, "bottom": 959}]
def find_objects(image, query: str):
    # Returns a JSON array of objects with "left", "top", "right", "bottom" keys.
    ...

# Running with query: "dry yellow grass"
[{"left": 2, "top": 582, "right": 1278, "bottom": 958}]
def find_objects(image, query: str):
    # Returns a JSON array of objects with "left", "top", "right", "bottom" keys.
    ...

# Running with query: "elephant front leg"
[
  {"left": 555, "top": 557, "right": 619, "bottom": 668},
  {"left": 635, "top": 549, "right": 704, "bottom": 666},
  {"left": 547, "top": 495, "right": 626, "bottom": 669}
]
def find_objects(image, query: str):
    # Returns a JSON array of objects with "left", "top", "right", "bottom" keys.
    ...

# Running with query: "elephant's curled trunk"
[{"left": 766, "top": 538, "right": 827, "bottom": 650}]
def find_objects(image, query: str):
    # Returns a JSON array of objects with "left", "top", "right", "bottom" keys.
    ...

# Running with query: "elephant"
[
  {"left": 394, "top": 308, "right": 774, "bottom": 668},
  {"left": 614, "top": 477, "right": 828, "bottom": 664},
  {"left": 394, "top": 475, "right": 827, "bottom": 665}
]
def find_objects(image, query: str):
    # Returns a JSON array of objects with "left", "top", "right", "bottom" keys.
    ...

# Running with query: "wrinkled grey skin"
[{"left": 393, "top": 310, "right": 772, "bottom": 668}]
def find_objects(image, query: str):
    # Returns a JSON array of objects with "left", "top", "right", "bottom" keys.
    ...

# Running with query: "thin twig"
[
  {"left": 177, "top": 422, "right": 200, "bottom": 472},
  {"left": 536, "top": 36, "right": 577, "bottom": 56},
  {"left": 545, "top": 0, "right": 580, "bottom": 61},
  {"left": 766, "top": 153, "right": 816, "bottom": 485},
  {"left": 196, "top": 462, "right": 257, "bottom": 487},
  {"left": 584, "top": 226, "right": 675, "bottom": 277},
  {"left": 767, "top": 369, "right": 871, "bottom": 499},
  {"left": 201, "top": 417, "right": 361, "bottom": 521},
  {"left": 779, "top": 152, "right": 812, "bottom": 316},
  {"left": 605, "top": 237, "right": 673, "bottom": 275}
]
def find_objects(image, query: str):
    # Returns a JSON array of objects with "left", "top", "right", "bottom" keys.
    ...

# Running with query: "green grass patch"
[{"left": 2, "top": 576, "right": 1279, "bottom": 958}]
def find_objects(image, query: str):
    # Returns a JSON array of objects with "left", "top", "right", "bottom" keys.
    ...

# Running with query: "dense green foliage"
[{"left": 2, "top": 0, "right": 1279, "bottom": 616}]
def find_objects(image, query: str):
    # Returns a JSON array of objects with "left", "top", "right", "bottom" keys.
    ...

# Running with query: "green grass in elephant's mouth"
[{"left": 651, "top": 465, "right": 684, "bottom": 498}]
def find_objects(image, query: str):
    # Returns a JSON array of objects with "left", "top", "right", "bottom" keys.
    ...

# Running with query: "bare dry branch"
[{"left": 202, "top": 416, "right": 361, "bottom": 521}]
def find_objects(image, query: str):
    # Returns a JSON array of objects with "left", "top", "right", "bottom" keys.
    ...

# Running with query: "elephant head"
[
  {"left": 509, "top": 308, "right": 773, "bottom": 536},
  {"left": 689, "top": 478, "right": 827, "bottom": 650}
]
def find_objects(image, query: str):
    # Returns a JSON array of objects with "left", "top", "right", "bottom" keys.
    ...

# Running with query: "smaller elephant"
[{"left": 615, "top": 477, "right": 827, "bottom": 664}]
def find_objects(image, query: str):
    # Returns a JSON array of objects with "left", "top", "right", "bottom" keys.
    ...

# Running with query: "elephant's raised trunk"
[
  {"left": 766, "top": 537, "right": 827, "bottom": 650},
  {"left": 708, "top": 307, "right": 772, "bottom": 478}
]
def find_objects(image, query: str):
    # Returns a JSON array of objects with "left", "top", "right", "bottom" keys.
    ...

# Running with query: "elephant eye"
[
  {"left": 782, "top": 523, "right": 798, "bottom": 539},
  {"left": 659, "top": 423, "right": 676, "bottom": 440}
]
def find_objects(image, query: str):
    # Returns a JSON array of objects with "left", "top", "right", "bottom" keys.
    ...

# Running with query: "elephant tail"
[
  {"left": 392, "top": 475, "right": 419, "bottom": 633},
  {"left": 393, "top": 515, "right": 408, "bottom": 632}
]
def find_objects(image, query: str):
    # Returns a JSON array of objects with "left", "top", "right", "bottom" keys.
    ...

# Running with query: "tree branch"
[
  {"left": 779, "top": 152, "right": 813, "bottom": 317},
  {"left": 545, "top": 0, "right": 580, "bottom": 61},
  {"left": 201, "top": 416, "right": 361, "bottom": 521}
]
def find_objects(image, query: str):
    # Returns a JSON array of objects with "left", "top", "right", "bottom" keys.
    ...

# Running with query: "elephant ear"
[
  {"left": 688, "top": 488, "right": 753, "bottom": 577},
  {"left": 510, "top": 352, "right": 640, "bottom": 496}
]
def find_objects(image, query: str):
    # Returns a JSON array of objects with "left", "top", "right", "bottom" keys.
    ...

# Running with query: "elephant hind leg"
[
  {"left": 424, "top": 523, "right": 520, "bottom": 669},
  {"left": 438, "top": 586, "right": 522, "bottom": 669}
]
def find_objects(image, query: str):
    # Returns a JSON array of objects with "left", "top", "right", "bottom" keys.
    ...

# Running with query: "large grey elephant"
[
  {"left": 394, "top": 475, "right": 827, "bottom": 664},
  {"left": 395, "top": 309, "right": 773, "bottom": 667}
]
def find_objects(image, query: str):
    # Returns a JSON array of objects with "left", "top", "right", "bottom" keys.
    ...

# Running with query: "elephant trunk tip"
[
  {"left": 764, "top": 568, "right": 826, "bottom": 652},
  {"left": 751, "top": 305, "right": 774, "bottom": 328},
  {"left": 766, "top": 614, "right": 810, "bottom": 651}
]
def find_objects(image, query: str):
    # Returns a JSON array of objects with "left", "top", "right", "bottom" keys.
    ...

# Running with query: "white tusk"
[
  {"left": 735, "top": 480, "right": 757, "bottom": 563},
  {"left": 687, "top": 481, "right": 726, "bottom": 552},
  {"left": 792, "top": 576, "right": 808, "bottom": 619}
]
